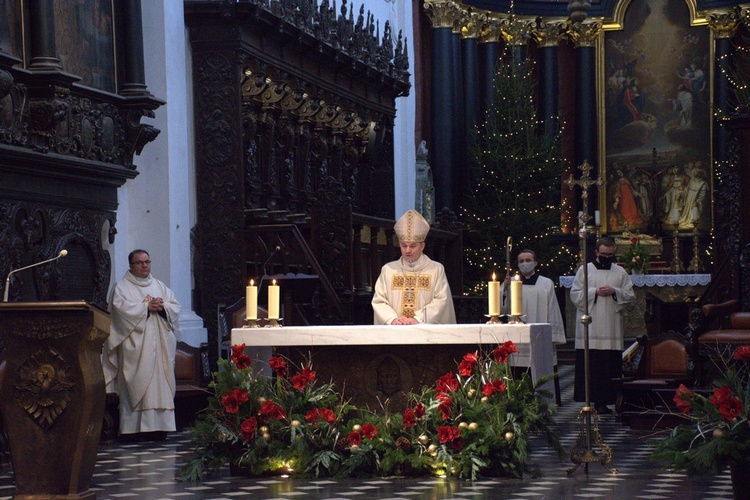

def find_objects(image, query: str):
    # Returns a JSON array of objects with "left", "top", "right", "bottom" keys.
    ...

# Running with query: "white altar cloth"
[{"left": 232, "top": 323, "right": 555, "bottom": 398}]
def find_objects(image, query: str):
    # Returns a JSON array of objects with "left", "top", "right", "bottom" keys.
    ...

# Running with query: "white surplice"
[
  {"left": 372, "top": 254, "right": 456, "bottom": 325},
  {"left": 570, "top": 262, "right": 635, "bottom": 351},
  {"left": 103, "top": 271, "right": 181, "bottom": 434}
]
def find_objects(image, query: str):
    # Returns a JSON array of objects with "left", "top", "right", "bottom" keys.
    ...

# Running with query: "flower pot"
[{"left": 730, "top": 461, "right": 750, "bottom": 500}]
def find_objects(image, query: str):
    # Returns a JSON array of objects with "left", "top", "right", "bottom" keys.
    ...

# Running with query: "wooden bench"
[{"left": 616, "top": 331, "right": 690, "bottom": 430}]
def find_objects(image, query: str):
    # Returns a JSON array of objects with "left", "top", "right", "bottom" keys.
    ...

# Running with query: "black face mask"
[{"left": 597, "top": 255, "right": 614, "bottom": 267}]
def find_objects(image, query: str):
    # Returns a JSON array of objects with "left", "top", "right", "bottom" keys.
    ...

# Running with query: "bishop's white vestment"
[
  {"left": 103, "top": 271, "right": 181, "bottom": 435},
  {"left": 372, "top": 254, "right": 456, "bottom": 325},
  {"left": 502, "top": 274, "right": 566, "bottom": 367}
]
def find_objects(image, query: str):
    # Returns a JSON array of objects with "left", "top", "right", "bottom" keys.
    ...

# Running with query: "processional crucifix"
[{"left": 564, "top": 160, "right": 616, "bottom": 475}]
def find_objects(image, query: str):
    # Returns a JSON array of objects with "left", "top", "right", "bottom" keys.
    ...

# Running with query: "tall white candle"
[
  {"left": 594, "top": 210, "right": 601, "bottom": 226},
  {"left": 246, "top": 279, "right": 258, "bottom": 320},
  {"left": 510, "top": 274, "right": 523, "bottom": 316},
  {"left": 268, "top": 279, "right": 280, "bottom": 320},
  {"left": 488, "top": 273, "right": 500, "bottom": 317}
]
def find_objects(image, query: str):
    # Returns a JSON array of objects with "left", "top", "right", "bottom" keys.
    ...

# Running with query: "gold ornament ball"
[
  {"left": 290, "top": 420, "right": 301, "bottom": 427},
  {"left": 262, "top": 432, "right": 271, "bottom": 440},
  {"left": 458, "top": 422, "right": 468, "bottom": 429},
  {"left": 418, "top": 434, "right": 429, "bottom": 445},
  {"left": 427, "top": 444, "right": 438, "bottom": 455},
  {"left": 350, "top": 444, "right": 359, "bottom": 451},
  {"left": 504, "top": 431, "right": 514, "bottom": 441},
  {"left": 468, "top": 422, "right": 479, "bottom": 431},
  {"left": 467, "top": 389, "right": 476, "bottom": 398},
  {"left": 258, "top": 396, "right": 267, "bottom": 404},
  {"left": 259, "top": 426, "right": 269, "bottom": 433},
  {"left": 713, "top": 428, "right": 726, "bottom": 438},
  {"left": 352, "top": 424, "right": 362, "bottom": 433},
  {"left": 481, "top": 396, "right": 489, "bottom": 403}
]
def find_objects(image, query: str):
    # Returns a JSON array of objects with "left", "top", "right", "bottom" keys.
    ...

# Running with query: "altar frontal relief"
[{"left": 604, "top": 0, "right": 710, "bottom": 234}]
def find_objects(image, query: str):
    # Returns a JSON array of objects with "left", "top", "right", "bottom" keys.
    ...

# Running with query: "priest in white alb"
[
  {"left": 502, "top": 249, "right": 566, "bottom": 403},
  {"left": 570, "top": 236, "right": 635, "bottom": 415},
  {"left": 103, "top": 249, "right": 181, "bottom": 440},
  {"left": 372, "top": 210, "right": 456, "bottom": 325}
]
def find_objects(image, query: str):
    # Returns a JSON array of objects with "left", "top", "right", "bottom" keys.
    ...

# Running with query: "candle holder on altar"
[
  {"left": 244, "top": 318, "right": 261, "bottom": 328},
  {"left": 485, "top": 314, "right": 503, "bottom": 324},
  {"left": 265, "top": 318, "right": 283, "bottom": 328},
  {"left": 507, "top": 314, "right": 525, "bottom": 324},
  {"left": 689, "top": 221, "right": 702, "bottom": 273},
  {"left": 671, "top": 228, "right": 684, "bottom": 274}
]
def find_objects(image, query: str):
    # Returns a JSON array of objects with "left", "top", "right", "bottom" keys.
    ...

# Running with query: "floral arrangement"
[
  {"left": 620, "top": 237, "right": 650, "bottom": 274},
  {"left": 650, "top": 345, "right": 750, "bottom": 474},
  {"left": 179, "top": 341, "right": 562, "bottom": 481}
]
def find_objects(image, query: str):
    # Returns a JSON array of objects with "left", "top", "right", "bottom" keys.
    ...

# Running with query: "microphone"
[
  {"left": 4, "top": 249, "right": 68, "bottom": 302},
  {"left": 258, "top": 246, "right": 282, "bottom": 292}
]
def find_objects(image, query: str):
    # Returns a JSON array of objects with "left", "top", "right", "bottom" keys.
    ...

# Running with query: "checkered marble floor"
[{"left": 0, "top": 365, "right": 736, "bottom": 499}]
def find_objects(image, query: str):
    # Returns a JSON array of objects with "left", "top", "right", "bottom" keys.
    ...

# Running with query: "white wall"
[{"left": 112, "top": 0, "right": 206, "bottom": 346}]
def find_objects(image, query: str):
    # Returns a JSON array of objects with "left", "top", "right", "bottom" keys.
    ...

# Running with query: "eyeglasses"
[
  {"left": 130, "top": 260, "right": 151, "bottom": 266},
  {"left": 597, "top": 253, "right": 615, "bottom": 258}
]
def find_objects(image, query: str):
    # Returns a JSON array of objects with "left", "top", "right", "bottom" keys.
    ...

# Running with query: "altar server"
[
  {"left": 570, "top": 236, "right": 635, "bottom": 414},
  {"left": 103, "top": 249, "right": 181, "bottom": 440},
  {"left": 502, "top": 249, "right": 566, "bottom": 371},
  {"left": 372, "top": 210, "right": 456, "bottom": 325}
]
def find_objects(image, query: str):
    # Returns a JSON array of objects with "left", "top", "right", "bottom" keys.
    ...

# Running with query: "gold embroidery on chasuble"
[{"left": 391, "top": 273, "right": 431, "bottom": 318}]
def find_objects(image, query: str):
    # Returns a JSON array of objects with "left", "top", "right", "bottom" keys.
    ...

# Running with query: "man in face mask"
[
  {"left": 501, "top": 249, "right": 566, "bottom": 405},
  {"left": 570, "top": 236, "right": 635, "bottom": 415}
]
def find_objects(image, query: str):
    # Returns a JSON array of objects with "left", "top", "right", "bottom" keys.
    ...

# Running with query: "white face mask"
[{"left": 518, "top": 261, "right": 536, "bottom": 276}]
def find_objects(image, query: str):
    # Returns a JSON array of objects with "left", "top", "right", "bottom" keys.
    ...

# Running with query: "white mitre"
[{"left": 394, "top": 210, "right": 430, "bottom": 243}]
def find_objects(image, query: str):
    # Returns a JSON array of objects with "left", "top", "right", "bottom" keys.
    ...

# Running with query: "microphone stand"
[{"left": 4, "top": 250, "right": 68, "bottom": 302}]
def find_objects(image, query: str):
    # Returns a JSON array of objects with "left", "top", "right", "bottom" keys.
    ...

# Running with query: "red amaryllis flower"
[
  {"left": 221, "top": 388, "right": 249, "bottom": 414},
  {"left": 258, "top": 400, "right": 286, "bottom": 421},
  {"left": 437, "top": 394, "right": 453, "bottom": 421},
  {"left": 231, "top": 344, "right": 252, "bottom": 370},
  {"left": 403, "top": 408, "right": 415, "bottom": 428},
  {"left": 436, "top": 372, "right": 459, "bottom": 393},
  {"left": 361, "top": 423, "right": 378, "bottom": 440},
  {"left": 630, "top": 237, "right": 638, "bottom": 244},
  {"left": 493, "top": 341, "right": 518, "bottom": 364},
  {"left": 414, "top": 403, "right": 426, "bottom": 418},
  {"left": 437, "top": 425, "right": 465, "bottom": 451},
  {"left": 673, "top": 384, "right": 695, "bottom": 415},
  {"left": 304, "top": 408, "right": 320, "bottom": 422},
  {"left": 458, "top": 351, "right": 479, "bottom": 376},
  {"left": 240, "top": 416, "right": 258, "bottom": 441},
  {"left": 711, "top": 385, "right": 743, "bottom": 420},
  {"left": 482, "top": 379, "right": 507, "bottom": 397},
  {"left": 292, "top": 366, "right": 316, "bottom": 390},
  {"left": 734, "top": 345, "right": 750, "bottom": 362},
  {"left": 347, "top": 431, "right": 362, "bottom": 446},
  {"left": 319, "top": 408, "right": 336, "bottom": 423},
  {"left": 269, "top": 356, "right": 287, "bottom": 377}
]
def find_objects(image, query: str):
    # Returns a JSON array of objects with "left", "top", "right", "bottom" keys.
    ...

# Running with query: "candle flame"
[
  {"left": 513, "top": 273, "right": 521, "bottom": 281},
  {"left": 249, "top": 279, "right": 255, "bottom": 286},
  {"left": 492, "top": 272, "right": 496, "bottom": 281},
  {"left": 272, "top": 279, "right": 277, "bottom": 286}
]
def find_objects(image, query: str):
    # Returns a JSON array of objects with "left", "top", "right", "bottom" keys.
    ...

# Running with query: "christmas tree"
[{"left": 461, "top": 55, "right": 576, "bottom": 292}]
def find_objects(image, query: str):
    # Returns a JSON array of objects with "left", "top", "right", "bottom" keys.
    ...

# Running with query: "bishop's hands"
[{"left": 392, "top": 316, "right": 418, "bottom": 325}]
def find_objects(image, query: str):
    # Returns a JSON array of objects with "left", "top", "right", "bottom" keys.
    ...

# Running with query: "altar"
[
  {"left": 232, "top": 323, "right": 554, "bottom": 410},
  {"left": 559, "top": 274, "right": 711, "bottom": 340}
]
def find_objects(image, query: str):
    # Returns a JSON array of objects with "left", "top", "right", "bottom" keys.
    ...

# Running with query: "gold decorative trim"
[
  {"left": 424, "top": 0, "right": 461, "bottom": 30},
  {"left": 568, "top": 20, "right": 603, "bottom": 48},
  {"left": 607, "top": 0, "right": 704, "bottom": 30},
  {"left": 532, "top": 20, "right": 569, "bottom": 48},
  {"left": 460, "top": 12, "right": 483, "bottom": 39},
  {"left": 705, "top": 8, "right": 741, "bottom": 39},
  {"left": 501, "top": 18, "right": 536, "bottom": 46}
]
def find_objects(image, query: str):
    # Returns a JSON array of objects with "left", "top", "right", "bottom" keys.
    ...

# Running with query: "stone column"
[{"left": 27, "top": 0, "right": 62, "bottom": 70}]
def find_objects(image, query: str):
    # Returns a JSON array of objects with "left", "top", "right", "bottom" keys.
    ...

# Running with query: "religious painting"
[
  {"left": 603, "top": 0, "right": 710, "bottom": 235},
  {"left": 0, "top": 0, "right": 23, "bottom": 58},
  {"left": 53, "top": 0, "right": 116, "bottom": 93}
]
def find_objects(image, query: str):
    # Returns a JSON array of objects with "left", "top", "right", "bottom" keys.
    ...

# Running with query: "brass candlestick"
[
  {"left": 508, "top": 314, "right": 524, "bottom": 324},
  {"left": 486, "top": 314, "right": 502, "bottom": 324},
  {"left": 265, "top": 318, "right": 283, "bottom": 328},
  {"left": 671, "top": 228, "right": 684, "bottom": 274},
  {"left": 244, "top": 318, "right": 261, "bottom": 328},
  {"left": 689, "top": 223, "right": 702, "bottom": 273}
]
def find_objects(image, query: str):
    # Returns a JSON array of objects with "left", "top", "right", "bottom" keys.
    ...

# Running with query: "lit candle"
[
  {"left": 671, "top": 207, "right": 680, "bottom": 225},
  {"left": 268, "top": 279, "right": 280, "bottom": 320},
  {"left": 691, "top": 206, "right": 698, "bottom": 222},
  {"left": 594, "top": 210, "right": 601, "bottom": 226},
  {"left": 488, "top": 273, "right": 500, "bottom": 317},
  {"left": 246, "top": 279, "right": 258, "bottom": 320},
  {"left": 510, "top": 274, "right": 523, "bottom": 317}
]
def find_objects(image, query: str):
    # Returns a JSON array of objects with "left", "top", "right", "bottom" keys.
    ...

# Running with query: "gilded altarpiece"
[{"left": 602, "top": 0, "right": 711, "bottom": 237}]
